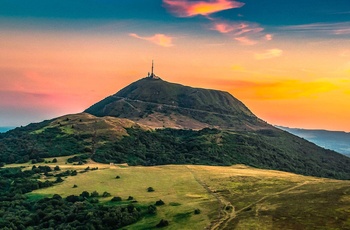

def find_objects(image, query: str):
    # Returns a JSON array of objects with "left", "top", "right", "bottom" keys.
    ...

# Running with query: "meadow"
[{"left": 16, "top": 157, "right": 350, "bottom": 229}]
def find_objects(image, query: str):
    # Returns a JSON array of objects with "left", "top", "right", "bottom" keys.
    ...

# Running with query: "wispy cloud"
[
  {"left": 211, "top": 21, "right": 271, "bottom": 45},
  {"left": 234, "top": 36, "right": 257, "bottom": 45},
  {"left": 211, "top": 22, "right": 263, "bottom": 35},
  {"left": 254, "top": 49, "right": 283, "bottom": 60},
  {"left": 281, "top": 22, "right": 350, "bottom": 35},
  {"left": 129, "top": 33, "right": 174, "bottom": 47},
  {"left": 163, "top": 0, "right": 244, "bottom": 17}
]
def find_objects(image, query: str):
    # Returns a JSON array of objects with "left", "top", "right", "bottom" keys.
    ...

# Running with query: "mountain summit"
[{"left": 85, "top": 77, "right": 270, "bottom": 130}]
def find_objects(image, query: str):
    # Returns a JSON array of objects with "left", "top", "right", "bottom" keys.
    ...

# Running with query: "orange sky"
[{"left": 1, "top": 1, "right": 350, "bottom": 131}]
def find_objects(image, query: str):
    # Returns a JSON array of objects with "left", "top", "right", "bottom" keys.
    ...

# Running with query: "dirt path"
[
  {"left": 185, "top": 166, "right": 235, "bottom": 230},
  {"left": 219, "top": 181, "right": 310, "bottom": 230}
]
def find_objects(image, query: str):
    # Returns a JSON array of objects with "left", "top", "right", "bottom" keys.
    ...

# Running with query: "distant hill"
[
  {"left": 277, "top": 126, "right": 350, "bottom": 157},
  {"left": 1, "top": 76, "right": 350, "bottom": 180},
  {"left": 0, "top": 127, "right": 15, "bottom": 133}
]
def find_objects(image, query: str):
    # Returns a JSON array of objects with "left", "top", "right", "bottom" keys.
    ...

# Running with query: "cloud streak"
[
  {"left": 163, "top": 0, "right": 244, "bottom": 17},
  {"left": 254, "top": 49, "right": 283, "bottom": 60},
  {"left": 281, "top": 22, "right": 350, "bottom": 35},
  {"left": 211, "top": 21, "right": 271, "bottom": 45},
  {"left": 129, "top": 33, "right": 174, "bottom": 47}
]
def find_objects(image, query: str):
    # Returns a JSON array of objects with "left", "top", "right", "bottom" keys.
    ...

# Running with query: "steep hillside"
[
  {"left": 85, "top": 77, "right": 270, "bottom": 130},
  {"left": 1, "top": 113, "right": 350, "bottom": 179}
]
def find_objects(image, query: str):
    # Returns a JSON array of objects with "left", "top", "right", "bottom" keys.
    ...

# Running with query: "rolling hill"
[{"left": 1, "top": 76, "right": 350, "bottom": 179}]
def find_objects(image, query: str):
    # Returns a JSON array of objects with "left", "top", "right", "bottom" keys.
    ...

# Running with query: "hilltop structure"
[{"left": 147, "top": 60, "right": 160, "bottom": 79}]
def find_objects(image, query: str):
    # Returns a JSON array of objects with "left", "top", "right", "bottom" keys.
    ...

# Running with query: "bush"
[
  {"left": 156, "top": 219, "right": 169, "bottom": 228},
  {"left": 55, "top": 177, "right": 64, "bottom": 183},
  {"left": 194, "top": 209, "right": 201, "bottom": 214},
  {"left": 80, "top": 191, "right": 90, "bottom": 198},
  {"left": 147, "top": 187, "right": 155, "bottom": 192},
  {"left": 116, "top": 175, "right": 120, "bottom": 179},
  {"left": 127, "top": 196, "right": 134, "bottom": 200},
  {"left": 52, "top": 158, "right": 57, "bottom": 163},
  {"left": 147, "top": 205, "right": 157, "bottom": 214},
  {"left": 155, "top": 199, "right": 165, "bottom": 206},
  {"left": 111, "top": 196, "right": 122, "bottom": 202},
  {"left": 91, "top": 191, "right": 99, "bottom": 197},
  {"left": 102, "top": 191, "right": 111, "bottom": 197}
]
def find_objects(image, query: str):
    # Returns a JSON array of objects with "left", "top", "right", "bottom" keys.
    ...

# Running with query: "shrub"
[
  {"left": 80, "top": 191, "right": 90, "bottom": 198},
  {"left": 147, "top": 205, "right": 157, "bottom": 214},
  {"left": 155, "top": 199, "right": 165, "bottom": 206},
  {"left": 111, "top": 196, "right": 122, "bottom": 202},
  {"left": 102, "top": 191, "right": 111, "bottom": 197},
  {"left": 147, "top": 187, "right": 155, "bottom": 192},
  {"left": 156, "top": 219, "right": 169, "bottom": 228},
  {"left": 194, "top": 209, "right": 201, "bottom": 214},
  {"left": 91, "top": 191, "right": 99, "bottom": 197}
]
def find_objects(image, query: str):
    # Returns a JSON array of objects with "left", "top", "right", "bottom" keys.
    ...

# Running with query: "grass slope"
[{"left": 22, "top": 159, "right": 350, "bottom": 230}]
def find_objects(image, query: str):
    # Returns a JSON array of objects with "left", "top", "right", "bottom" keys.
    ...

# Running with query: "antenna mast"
[{"left": 151, "top": 60, "right": 154, "bottom": 77}]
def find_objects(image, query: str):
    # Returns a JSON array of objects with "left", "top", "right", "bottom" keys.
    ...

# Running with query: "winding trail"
[
  {"left": 219, "top": 181, "right": 310, "bottom": 230},
  {"left": 185, "top": 166, "right": 235, "bottom": 230},
  {"left": 186, "top": 166, "right": 311, "bottom": 230}
]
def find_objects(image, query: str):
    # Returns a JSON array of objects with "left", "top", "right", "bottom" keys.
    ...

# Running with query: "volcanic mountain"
[
  {"left": 85, "top": 77, "right": 270, "bottom": 130},
  {"left": 1, "top": 76, "right": 350, "bottom": 179}
]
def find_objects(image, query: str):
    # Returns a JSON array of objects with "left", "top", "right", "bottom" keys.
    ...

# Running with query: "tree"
[
  {"left": 54, "top": 165, "right": 60, "bottom": 171},
  {"left": 80, "top": 191, "right": 90, "bottom": 198},
  {"left": 91, "top": 191, "right": 99, "bottom": 197},
  {"left": 52, "top": 158, "right": 57, "bottom": 163}
]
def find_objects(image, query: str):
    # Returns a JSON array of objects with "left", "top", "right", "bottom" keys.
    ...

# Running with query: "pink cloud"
[
  {"left": 254, "top": 49, "right": 283, "bottom": 60},
  {"left": 129, "top": 33, "right": 174, "bottom": 47},
  {"left": 234, "top": 36, "right": 257, "bottom": 45},
  {"left": 163, "top": 0, "right": 244, "bottom": 17},
  {"left": 265, "top": 34, "right": 273, "bottom": 41},
  {"left": 211, "top": 21, "right": 270, "bottom": 45}
]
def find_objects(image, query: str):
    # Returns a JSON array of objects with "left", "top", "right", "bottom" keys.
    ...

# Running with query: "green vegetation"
[
  {"left": 13, "top": 162, "right": 350, "bottom": 230},
  {"left": 0, "top": 165, "right": 158, "bottom": 229},
  {"left": 1, "top": 117, "right": 350, "bottom": 180}
]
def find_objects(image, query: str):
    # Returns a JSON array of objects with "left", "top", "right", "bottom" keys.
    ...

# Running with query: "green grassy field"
[{"left": 21, "top": 159, "right": 350, "bottom": 229}]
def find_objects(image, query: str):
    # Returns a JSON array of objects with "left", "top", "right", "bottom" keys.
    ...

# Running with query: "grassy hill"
[
  {"left": 1, "top": 113, "right": 350, "bottom": 180},
  {"left": 85, "top": 77, "right": 270, "bottom": 130},
  {"left": 9, "top": 159, "right": 350, "bottom": 229}
]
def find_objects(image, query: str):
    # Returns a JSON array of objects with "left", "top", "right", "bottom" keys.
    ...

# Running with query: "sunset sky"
[{"left": 1, "top": 0, "right": 350, "bottom": 131}]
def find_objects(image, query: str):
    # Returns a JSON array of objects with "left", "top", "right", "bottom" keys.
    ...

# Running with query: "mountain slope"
[{"left": 85, "top": 77, "right": 270, "bottom": 130}]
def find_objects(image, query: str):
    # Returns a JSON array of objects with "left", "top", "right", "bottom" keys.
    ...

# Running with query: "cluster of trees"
[{"left": 0, "top": 166, "right": 157, "bottom": 229}]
